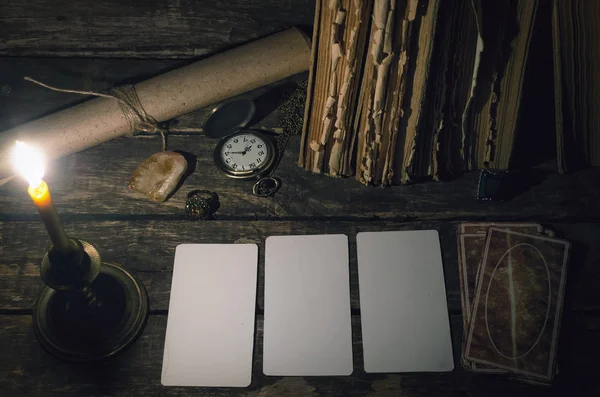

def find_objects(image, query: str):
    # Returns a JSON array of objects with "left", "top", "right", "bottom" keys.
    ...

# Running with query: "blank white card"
[
  {"left": 357, "top": 230, "right": 454, "bottom": 373},
  {"left": 263, "top": 235, "right": 353, "bottom": 376},
  {"left": 161, "top": 244, "right": 258, "bottom": 387}
]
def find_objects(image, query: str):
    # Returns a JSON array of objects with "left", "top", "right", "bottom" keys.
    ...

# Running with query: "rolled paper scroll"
[{"left": 0, "top": 28, "right": 311, "bottom": 179}]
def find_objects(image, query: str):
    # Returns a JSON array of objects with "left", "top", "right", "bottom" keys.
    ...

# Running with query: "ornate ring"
[{"left": 185, "top": 190, "right": 218, "bottom": 220}]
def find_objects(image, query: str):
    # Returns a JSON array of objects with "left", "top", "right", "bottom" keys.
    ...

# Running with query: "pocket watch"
[
  {"left": 213, "top": 130, "right": 275, "bottom": 179},
  {"left": 206, "top": 99, "right": 277, "bottom": 181},
  {"left": 204, "top": 98, "right": 294, "bottom": 197}
]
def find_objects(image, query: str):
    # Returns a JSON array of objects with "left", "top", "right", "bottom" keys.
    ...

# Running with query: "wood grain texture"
[
  {"left": 0, "top": 313, "right": 573, "bottom": 397},
  {"left": 0, "top": 220, "right": 462, "bottom": 312},
  {"left": 2, "top": 221, "right": 600, "bottom": 312},
  {"left": 0, "top": 0, "right": 314, "bottom": 58},
  {"left": 0, "top": 134, "right": 599, "bottom": 220},
  {"left": 2, "top": 219, "right": 599, "bottom": 396},
  {"left": 0, "top": 51, "right": 599, "bottom": 396},
  {"left": 1, "top": 57, "right": 600, "bottom": 221}
]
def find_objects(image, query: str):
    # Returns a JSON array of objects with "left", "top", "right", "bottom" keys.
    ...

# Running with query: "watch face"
[{"left": 215, "top": 131, "right": 275, "bottom": 179}]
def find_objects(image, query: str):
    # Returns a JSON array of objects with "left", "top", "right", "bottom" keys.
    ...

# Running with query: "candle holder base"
[{"left": 32, "top": 262, "right": 148, "bottom": 362}]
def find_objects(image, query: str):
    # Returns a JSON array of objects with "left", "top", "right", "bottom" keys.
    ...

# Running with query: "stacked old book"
[
  {"left": 299, "top": 0, "right": 374, "bottom": 178},
  {"left": 300, "top": 0, "right": 541, "bottom": 185},
  {"left": 552, "top": 0, "right": 600, "bottom": 173},
  {"left": 457, "top": 222, "right": 570, "bottom": 384}
]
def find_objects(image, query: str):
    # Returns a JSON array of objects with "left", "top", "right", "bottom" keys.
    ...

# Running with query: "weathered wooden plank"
[
  {"left": 0, "top": 314, "right": 565, "bottom": 397},
  {"left": 0, "top": 220, "right": 462, "bottom": 312},
  {"left": 0, "top": 0, "right": 314, "bottom": 58},
  {"left": 0, "top": 264, "right": 174, "bottom": 313},
  {"left": 2, "top": 220, "right": 599, "bottom": 395},
  {"left": 1, "top": 134, "right": 599, "bottom": 220},
  {"left": 1, "top": 57, "right": 599, "bottom": 221},
  {"left": 2, "top": 221, "right": 600, "bottom": 314}
]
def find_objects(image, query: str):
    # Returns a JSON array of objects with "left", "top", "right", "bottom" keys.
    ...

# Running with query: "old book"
[
  {"left": 433, "top": 0, "right": 482, "bottom": 179},
  {"left": 392, "top": 0, "right": 440, "bottom": 184},
  {"left": 464, "top": 0, "right": 540, "bottom": 170},
  {"left": 300, "top": 0, "right": 446, "bottom": 185},
  {"left": 355, "top": 0, "right": 421, "bottom": 185},
  {"left": 354, "top": 0, "right": 442, "bottom": 185},
  {"left": 301, "top": 0, "right": 543, "bottom": 185},
  {"left": 464, "top": 228, "right": 570, "bottom": 382},
  {"left": 552, "top": 0, "right": 600, "bottom": 172},
  {"left": 457, "top": 222, "right": 543, "bottom": 373},
  {"left": 383, "top": 0, "right": 540, "bottom": 181},
  {"left": 300, "top": 0, "right": 374, "bottom": 177}
]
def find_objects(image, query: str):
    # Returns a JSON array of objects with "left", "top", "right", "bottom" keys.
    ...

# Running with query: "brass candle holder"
[
  {"left": 11, "top": 141, "right": 148, "bottom": 361},
  {"left": 33, "top": 238, "right": 148, "bottom": 362}
]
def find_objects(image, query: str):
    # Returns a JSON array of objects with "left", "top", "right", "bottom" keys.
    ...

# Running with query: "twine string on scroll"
[{"left": 23, "top": 77, "right": 168, "bottom": 151}]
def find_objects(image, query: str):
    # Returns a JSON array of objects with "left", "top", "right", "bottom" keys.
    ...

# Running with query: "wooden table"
[{"left": 2, "top": 1, "right": 600, "bottom": 396}]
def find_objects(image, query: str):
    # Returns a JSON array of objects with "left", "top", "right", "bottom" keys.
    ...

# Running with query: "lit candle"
[{"left": 12, "top": 141, "right": 72, "bottom": 254}]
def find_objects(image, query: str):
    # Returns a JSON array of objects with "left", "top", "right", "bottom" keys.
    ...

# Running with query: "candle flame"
[
  {"left": 12, "top": 141, "right": 45, "bottom": 188},
  {"left": 28, "top": 181, "right": 49, "bottom": 200}
]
